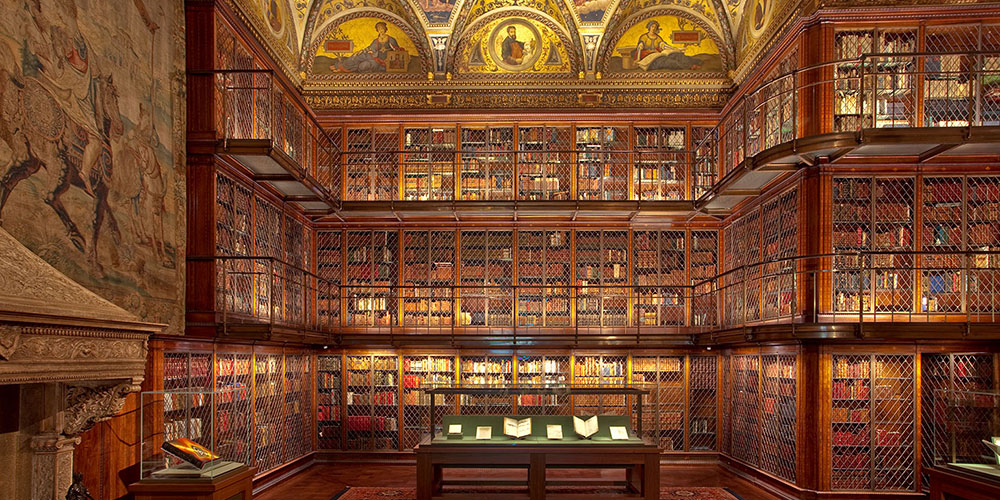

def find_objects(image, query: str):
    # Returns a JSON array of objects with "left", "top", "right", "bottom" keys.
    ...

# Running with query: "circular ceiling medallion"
[{"left": 488, "top": 19, "right": 542, "bottom": 72}]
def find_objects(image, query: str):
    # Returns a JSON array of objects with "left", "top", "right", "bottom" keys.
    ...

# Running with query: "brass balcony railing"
[
  {"left": 202, "top": 250, "right": 1000, "bottom": 340},
  {"left": 211, "top": 70, "right": 341, "bottom": 198},
  {"left": 206, "top": 51, "right": 999, "bottom": 205}
]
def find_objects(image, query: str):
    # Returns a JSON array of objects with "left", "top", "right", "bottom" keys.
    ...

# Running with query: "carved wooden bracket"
[{"left": 63, "top": 382, "right": 139, "bottom": 437}]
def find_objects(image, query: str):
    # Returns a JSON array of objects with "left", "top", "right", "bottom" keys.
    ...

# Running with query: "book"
[
  {"left": 503, "top": 417, "right": 532, "bottom": 439},
  {"left": 161, "top": 438, "right": 219, "bottom": 469},
  {"left": 609, "top": 426, "right": 630, "bottom": 440},
  {"left": 546, "top": 424, "right": 563, "bottom": 440},
  {"left": 984, "top": 437, "right": 1000, "bottom": 464},
  {"left": 476, "top": 426, "right": 493, "bottom": 440},
  {"left": 447, "top": 424, "right": 462, "bottom": 438},
  {"left": 573, "top": 416, "right": 599, "bottom": 439}
]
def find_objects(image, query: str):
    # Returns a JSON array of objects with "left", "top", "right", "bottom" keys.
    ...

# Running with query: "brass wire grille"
[
  {"left": 689, "top": 355, "right": 718, "bottom": 451},
  {"left": 317, "top": 355, "right": 342, "bottom": 450},
  {"left": 730, "top": 354, "right": 761, "bottom": 467},
  {"left": 760, "top": 354, "right": 797, "bottom": 482},
  {"left": 402, "top": 355, "right": 456, "bottom": 449}
]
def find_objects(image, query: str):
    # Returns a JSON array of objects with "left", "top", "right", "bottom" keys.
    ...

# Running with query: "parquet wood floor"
[{"left": 255, "top": 462, "right": 780, "bottom": 500}]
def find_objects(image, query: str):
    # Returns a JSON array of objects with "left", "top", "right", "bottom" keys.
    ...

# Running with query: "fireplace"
[{"left": 0, "top": 227, "right": 161, "bottom": 500}]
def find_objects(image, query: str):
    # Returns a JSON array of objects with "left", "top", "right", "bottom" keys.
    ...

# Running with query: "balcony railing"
[
  {"left": 203, "top": 250, "right": 1000, "bottom": 340},
  {"left": 206, "top": 51, "right": 999, "bottom": 206},
  {"left": 211, "top": 70, "right": 341, "bottom": 198}
]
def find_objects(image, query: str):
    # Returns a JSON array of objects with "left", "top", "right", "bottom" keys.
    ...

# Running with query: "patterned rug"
[{"left": 331, "top": 486, "right": 743, "bottom": 500}]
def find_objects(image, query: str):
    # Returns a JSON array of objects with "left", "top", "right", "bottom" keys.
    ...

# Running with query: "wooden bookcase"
[
  {"left": 401, "top": 354, "right": 457, "bottom": 449},
  {"left": 632, "top": 355, "right": 686, "bottom": 451},
  {"left": 633, "top": 230, "right": 686, "bottom": 327},
  {"left": 460, "top": 126, "right": 515, "bottom": 200},
  {"left": 459, "top": 230, "right": 515, "bottom": 327},
  {"left": 402, "top": 126, "right": 456, "bottom": 200},
  {"left": 345, "top": 354, "right": 400, "bottom": 450},
  {"left": 575, "top": 230, "right": 629, "bottom": 327},
  {"left": 317, "top": 354, "right": 342, "bottom": 450},
  {"left": 518, "top": 125, "right": 572, "bottom": 200},
  {"left": 516, "top": 230, "right": 572, "bottom": 327},
  {"left": 344, "top": 230, "right": 399, "bottom": 326},
  {"left": 344, "top": 126, "right": 399, "bottom": 201},
  {"left": 633, "top": 126, "right": 687, "bottom": 201},
  {"left": 575, "top": 126, "right": 629, "bottom": 200},
  {"left": 572, "top": 354, "right": 628, "bottom": 414},
  {"left": 402, "top": 230, "right": 456, "bottom": 327},
  {"left": 515, "top": 354, "right": 572, "bottom": 415},
  {"left": 459, "top": 354, "right": 514, "bottom": 414}
]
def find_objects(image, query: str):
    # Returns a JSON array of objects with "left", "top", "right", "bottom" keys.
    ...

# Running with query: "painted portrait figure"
[
  {"left": 501, "top": 25, "right": 525, "bottom": 66},
  {"left": 633, "top": 20, "right": 703, "bottom": 71},
  {"left": 334, "top": 21, "right": 401, "bottom": 73}
]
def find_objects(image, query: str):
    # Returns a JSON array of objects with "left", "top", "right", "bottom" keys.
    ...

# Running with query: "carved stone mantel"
[{"left": 0, "top": 227, "right": 164, "bottom": 500}]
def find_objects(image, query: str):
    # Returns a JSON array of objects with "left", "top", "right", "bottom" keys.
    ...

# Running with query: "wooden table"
[
  {"left": 415, "top": 440, "right": 660, "bottom": 500},
  {"left": 128, "top": 465, "right": 255, "bottom": 500},
  {"left": 928, "top": 465, "right": 1000, "bottom": 500}
]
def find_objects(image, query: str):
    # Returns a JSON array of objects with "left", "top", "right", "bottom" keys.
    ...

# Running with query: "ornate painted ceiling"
[{"left": 226, "top": 0, "right": 802, "bottom": 108}]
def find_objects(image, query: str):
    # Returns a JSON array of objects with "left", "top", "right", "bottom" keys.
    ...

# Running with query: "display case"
[
  {"left": 402, "top": 354, "right": 456, "bottom": 449},
  {"left": 516, "top": 229, "right": 571, "bottom": 327},
  {"left": 516, "top": 355, "right": 571, "bottom": 414},
  {"left": 921, "top": 353, "right": 997, "bottom": 489},
  {"left": 459, "top": 230, "right": 514, "bottom": 327},
  {"left": 576, "top": 126, "right": 628, "bottom": 200},
  {"left": 317, "top": 354, "right": 342, "bottom": 450},
  {"left": 632, "top": 355, "right": 685, "bottom": 451},
  {"left": 518, "top": 125, "right": 572, "bottom": 200},
  {"left": 345, "top": 354, "right": 400, "bottom": 450},
  {"left": 633, "top": 126, "right": 686, "bottom": 201},
  {"left": 830, "top": 353, "right": 915, "bottom": 491},
  {"left": 460, "top": 126, "right": 514, "bottom": 200},
  {"left": 930, "top": 389, "right": 1000, "bottom": 479},
  {"left": 140, "top": 387, "right": 252, "bottom": 479}
]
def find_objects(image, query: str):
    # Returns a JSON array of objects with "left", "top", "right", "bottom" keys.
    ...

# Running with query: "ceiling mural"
[
  {"left": 609, "top": 16, "right": 722, "bottom": 74},
  {"left": 454, "top": 14, "right": 574, "bottom": 76},
  {"left": 218, "top": 0, "right": 802, "bottom": 107}
]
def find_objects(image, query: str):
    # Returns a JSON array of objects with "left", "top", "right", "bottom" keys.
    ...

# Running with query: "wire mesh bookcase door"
[
  {"left": 721, "top": 354, "right": 731, "bottom": 456},
  {"left": 402, "top": 354, "right": 456, "bottom": 449},
  {"left": 317, "top": 355, "right": 342, "bottom": 450},
  {"left": 689, "top": 355, "right": 718, "bottom": 451},
  {"left": 731, "top": 354, "right": 760, "bottom": 467},
  {"left": 518, "top": 126, "right": 571, "bottom": 200},
  {"left": 345, "top": 355, "right": 372, "bottom": 450},
  {"left": 403, "top": 230, "right": 456, "bottom": 328},
  {"left": 515, "top": 355, "right": 570, "bottom": 415},
  {"left": 460, "top": 126, "right": 514, "bottom": 200},
  {"left": 760, "top": 354, "right": 797, "bottom": 483},
  {"left": 690, "top": 231, "right": 718, "bottom": 328},
  {"left": 920, "top": 177, "right": 964, "bottom": 315},
  {"left": 253, "top": 353, "right": 284, "bottom": 473},
  {"left": 517, "top": 230, "right": 572, "bottom": 328},
  {"left": 831, "top": 354, "right": 874, "bottom": 490},
  {"left": 572, "top": 355, "right": 627, "bottom": 415},
  {"left": 163, "top": 351, "right": 213, "bottom": 391},
  {"left": 633, "top": 127, "right": 686, "bottom": 201},
  {"left": 872, "top": 354, "right": 915, "bottom": 491},
  {"left": 967, "top": 176, "right": 1000, "bottom": 315},
  {"left": 403, "top": 126, "right": 455, "bottom": 201},
  {"left": 872, "top": 178, "right": 915, "bottom": 315},
  {"left": 214, "top": 352, "right": 253, "bottom": 465},
  {"left": 459, "top": 230, "right": 514, "bottom": 328},
  {"left": 633, "top": 355, "right": 685, "bottom": 451},
  {"left": 460, "top": 354, "right": 513, "bottom": 415},
  {"left": 282, "top": 354, "right": 311, "bottom": 462},
  {"left": 832, "top": 177, "right": 873, "bottom": 313},
  {"left": 372, "top": 355, "right": 399, "bottom": 450},
  {"left": 761, "top": 189, "right": 798, "bottom": 321},
  {"left": 922, "top": 26, "right": 981, "bottom": 127}
]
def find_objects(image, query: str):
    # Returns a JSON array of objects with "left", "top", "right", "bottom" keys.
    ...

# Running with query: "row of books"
[
  {"left": 347, "top": 371, "right": 395, "bottom": 386},
  {"left": 348, "top": 390, "right": 397, "bottom": 405},
  {"left": 833, "top": 380, "right": 871, "bottom": 399},
  {"left": 346, "top": 416, "right": 397, "bottom": 431}
]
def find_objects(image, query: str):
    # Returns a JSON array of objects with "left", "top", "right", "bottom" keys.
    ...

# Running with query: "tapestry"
[{"left": 0, "top": 0, "right": 186, "bottom": 333}]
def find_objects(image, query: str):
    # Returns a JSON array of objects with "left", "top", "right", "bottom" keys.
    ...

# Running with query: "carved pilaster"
[{"left": 31, "top": 434, "right": 80, "bottom": 500}]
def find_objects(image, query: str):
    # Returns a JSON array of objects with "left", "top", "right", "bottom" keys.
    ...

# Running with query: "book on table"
[
  {"left": 504, "top": 417, "right": 532, "bottom": 439},
  {"left": 573, "top": 416, "right": 599, "bottom": 439},
  {"left": 546, "top": 424, "right": 563, "bottom": 440},
  {"left": 476, "top": 426, "right": 493, "bottom": 440},
  {"left": 447, "top": 424, "right": 462, "bottom": 439},
  {"left": 609, "top": 426, "right": 630, "bottom": 440},
  {"left": 161, "top": 438, "right": 219, "bottom": 469}
]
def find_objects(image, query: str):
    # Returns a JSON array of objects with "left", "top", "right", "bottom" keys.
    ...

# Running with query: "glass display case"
[
  {"left": 139, "top": 387, "right": 252, "bottom": 479},
  {"left": 931, "top": 389, "right": 1000, "bottom": 479}
]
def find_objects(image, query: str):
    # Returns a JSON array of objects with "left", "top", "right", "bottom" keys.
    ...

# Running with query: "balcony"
[{"left": 200, "top": 250, "right": 1000, "bottom": 346}]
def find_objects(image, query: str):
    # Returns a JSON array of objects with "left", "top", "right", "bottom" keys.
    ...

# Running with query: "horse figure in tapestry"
[{"left": 0, "top": 38, "right": 125, "bottom": 273}]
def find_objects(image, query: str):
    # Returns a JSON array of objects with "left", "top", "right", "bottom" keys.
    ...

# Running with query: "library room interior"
[{"left": 4, "top": 0, "right": 1000, "bottom": 499}]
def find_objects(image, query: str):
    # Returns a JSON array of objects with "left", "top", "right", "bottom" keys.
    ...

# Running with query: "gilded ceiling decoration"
[{"left": 224, "top": 0, "right": 804, "bottom": 107}]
